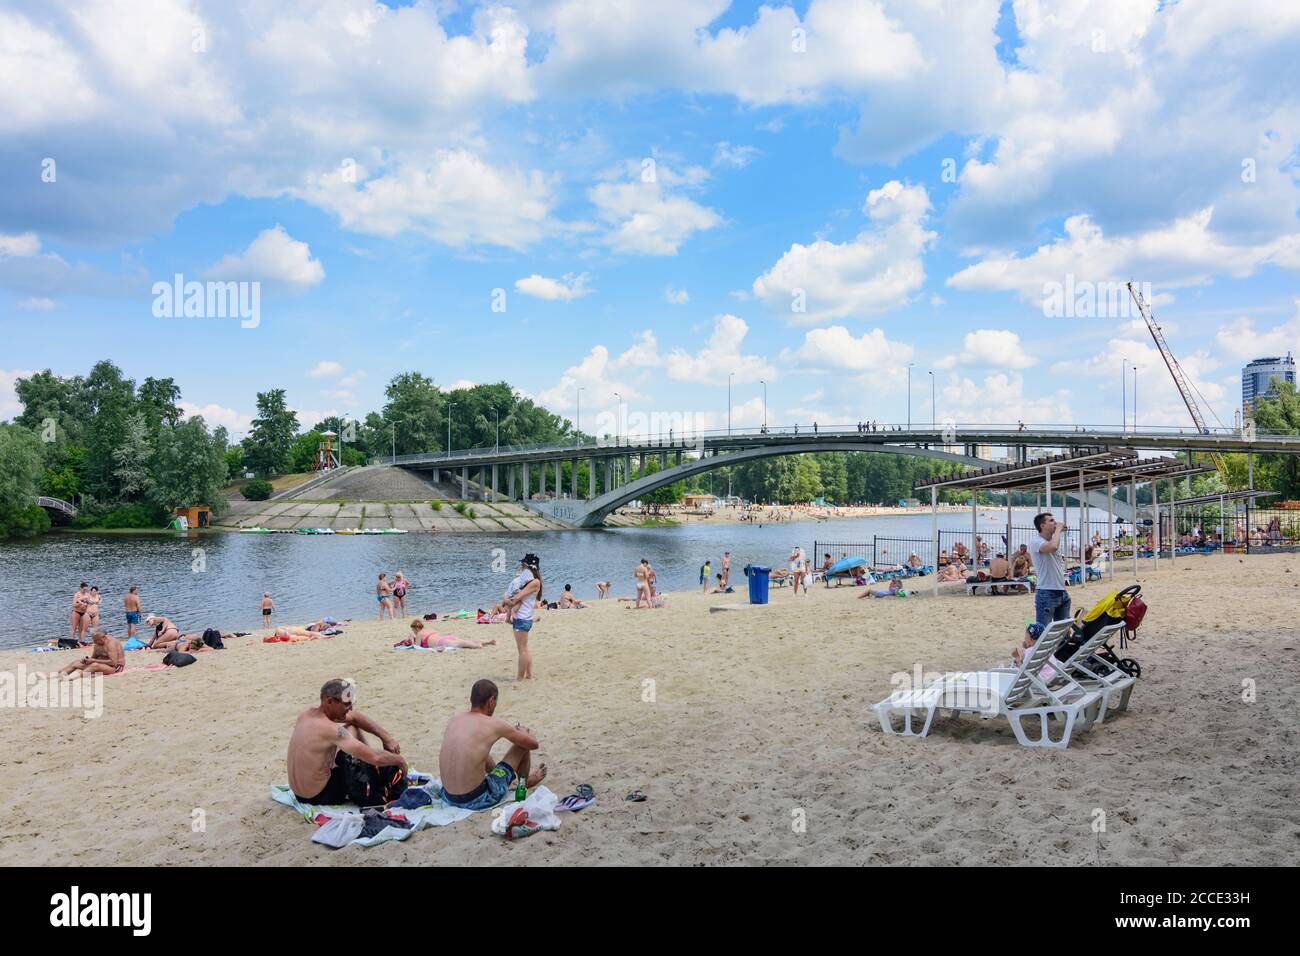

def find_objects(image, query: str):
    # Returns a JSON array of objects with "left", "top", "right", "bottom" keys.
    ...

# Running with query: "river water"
[{"left": 1, "top": 508, "right": 1095, "bottom": 648}]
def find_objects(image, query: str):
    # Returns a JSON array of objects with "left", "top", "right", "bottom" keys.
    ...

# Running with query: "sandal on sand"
[
  {"left": 624, "top": 789, "right": 647, "bottom": 803},
  {"left": 556, "top": 784, "right": 596, "bottom": 812}
]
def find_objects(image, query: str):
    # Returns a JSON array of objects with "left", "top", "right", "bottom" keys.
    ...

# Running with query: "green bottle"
[{"left": 515, "top": 776, "right": 527, "bottom": 802}]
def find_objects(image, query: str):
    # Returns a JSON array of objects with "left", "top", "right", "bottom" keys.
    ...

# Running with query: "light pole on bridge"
[
  {"left": 907, "top": 362, "right": 914, "bottom": 429},
  {"left": 760, "top": 379, "right": 767, "bottom": 432},
  {"left": 727, "top": 372, "right": 734, "bottom": 436},
  {"left": 929, "top": 371, "right": 935, "bottom": 429},
  {"left": 446, "top": 402, "right": 457, "bottom": 454}
]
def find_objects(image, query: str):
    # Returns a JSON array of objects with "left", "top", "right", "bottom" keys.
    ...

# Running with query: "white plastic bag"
[
  {"left": 312, "top": 812, "right": 364, "bottom": 848},
  {"left": 490, "top": 786, "right": 560, "bottom": 838}
]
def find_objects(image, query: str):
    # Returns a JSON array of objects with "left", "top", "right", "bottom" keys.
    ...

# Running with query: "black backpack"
[
  {"left": 162, "top": 651, "right": 197, "bottom": 667},
  {"left": 202, "top": 628, "right": 225, "bottom": 649},
  {"left": 343, "top": 756, "right": 408, "bottom": 807}
]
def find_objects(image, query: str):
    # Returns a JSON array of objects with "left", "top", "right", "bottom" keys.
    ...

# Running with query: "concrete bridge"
[{"left": 383, "top": 422, "right": 1300, "bottom": 528}]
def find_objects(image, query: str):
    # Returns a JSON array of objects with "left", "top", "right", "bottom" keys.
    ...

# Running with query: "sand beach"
[{"left": 1, "top": 553, "right": 1296, "bottom": 866}]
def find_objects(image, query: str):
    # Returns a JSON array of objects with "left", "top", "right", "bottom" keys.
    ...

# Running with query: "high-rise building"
[{"left": 1242, "top": 354, "right": 1295, "bottom": 413}]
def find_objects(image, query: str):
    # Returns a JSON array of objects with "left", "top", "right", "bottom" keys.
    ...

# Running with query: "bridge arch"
[{"left": 522, "top": 441, "right": 991, "bottom": 528}]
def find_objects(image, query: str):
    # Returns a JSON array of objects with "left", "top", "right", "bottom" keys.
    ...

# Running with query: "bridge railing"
[
  {"left": 380, "top": 421, "right": 1300, "bottom": 465},
  {"left": 35, "top": 495, "right": 77, "bottom": 516}
]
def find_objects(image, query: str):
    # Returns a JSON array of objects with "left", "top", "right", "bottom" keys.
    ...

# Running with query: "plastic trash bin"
[{"left": 747, "top": 566, "right": 770, "bottom": 604}]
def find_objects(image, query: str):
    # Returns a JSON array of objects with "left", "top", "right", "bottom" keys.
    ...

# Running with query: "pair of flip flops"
[
  {"left": 556, "top": 784, "right": 596, "bottom": 812},
  {"left": 625, "top": 789, "right": 647, "bottom": 803}
]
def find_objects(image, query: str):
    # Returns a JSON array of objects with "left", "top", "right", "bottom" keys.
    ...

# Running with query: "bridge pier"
[
  {"left": 624, "top": 454, "right": 631, "bottom": 488},
  {"left": 522, "top": 462, "right": 530, "bottom": 500},
  {"left": 508, "top": 465, "right": 515, "bottom": 500},
  {"left": 589, "top": 458, "right": 596, "bottom": 498},
  {"left": 460, "top": 467, "right": 467, "bottom": 499},
  {"left": 492, "top": 464, "right": 498, "bottom": 501},
  {"left": 571, "top": 459, "right": 578, "bottom": 497}
]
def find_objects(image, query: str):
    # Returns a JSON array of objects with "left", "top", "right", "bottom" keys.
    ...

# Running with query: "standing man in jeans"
[{"left": 1027, "top": 512, "right": 1070, "bottom": 627}]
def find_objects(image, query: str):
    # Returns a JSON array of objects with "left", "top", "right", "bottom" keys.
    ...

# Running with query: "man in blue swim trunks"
[{"left": 438, "top": 679, "right": 547, "bottom": 811}]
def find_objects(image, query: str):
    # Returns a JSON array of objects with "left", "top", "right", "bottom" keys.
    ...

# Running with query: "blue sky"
[{"left": 2, "top": 0, "right": 1299, "bottom": 442}]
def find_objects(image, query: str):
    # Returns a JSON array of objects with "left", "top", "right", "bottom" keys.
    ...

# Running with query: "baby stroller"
[{"left": 1054, "top": 584, "right": 1147, "bottom": 678}]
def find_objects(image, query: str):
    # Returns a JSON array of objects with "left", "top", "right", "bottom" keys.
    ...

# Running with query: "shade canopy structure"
[
  {"left": 914, "top": 447, "right": 1219, "bottom": 595},
  {"left": 1160, "top": 489, "right": 1276, "bottom": 508},
  {"left": 914, "top": 447, "right": 1212, "bottom": 495}
]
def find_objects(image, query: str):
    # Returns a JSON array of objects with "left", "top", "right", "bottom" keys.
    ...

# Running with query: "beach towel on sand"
[{"left": 271, "top": 781, "right": 475, "bottom": 848}]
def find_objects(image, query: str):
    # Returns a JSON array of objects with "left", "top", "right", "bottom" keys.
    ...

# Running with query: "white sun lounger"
[
  {"left": 873, "top": 620, "right": 1102, "bottom": 749},
  {"left": 1063, "top": 624, "right": 1137, "bottom": 718},
  {"left": 990, "top": 620, "right": 1127, "bottom": 729}
]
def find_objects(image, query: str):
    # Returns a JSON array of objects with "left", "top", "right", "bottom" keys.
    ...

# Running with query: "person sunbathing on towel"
[
  {"left": 937, "top": 562, "right": 966, "bottom": 583},
  {"left": 60, "top": 630, "right": 124, "bottom": 677},
  {"left": 438, "top": 679, "right": 547, "bottom": 812},
  {"left": 273, "top": 624, "right": 336, "bottom": 640},
  {"left": 287, "top": 678, "right": 405, "bottom": 805},
  {"left": 395, "top": 620, "right": 495, "bottom": 650}
]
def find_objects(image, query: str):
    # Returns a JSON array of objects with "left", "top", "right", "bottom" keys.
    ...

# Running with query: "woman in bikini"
[
  {"left": 145, "top": 614, "right": 181, "bottom": 650},
  {"left": 392, "top": 572, "right": 411, "bottom": 618},
  {"left": 376, "top": 573, "right": 394, "bottom": 620},
  {"left": 70, "top": 584, "right": 91, "bottom": 643},
  {"left": 86, "top": 586, "right": 102, "bottom": 632},
  {"left": 395, "top": 619, "right": 495, "bottom": 650},
  {"left": 634, "top": 559, "right": 650, "bottom": 608}
]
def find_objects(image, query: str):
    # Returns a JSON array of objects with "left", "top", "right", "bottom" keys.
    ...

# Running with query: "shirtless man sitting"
[
  {"left": 60, "top": 630, "right": 124, "bottom": 678},
  {"left": 438, "top": 679, "right": 547, "bottom": 812},
  {"left": 287, "top": 678, "right": 406, "bottom": 805},
  {"left": 987, "top": 552, "right": 1010, "bottom": 594}
]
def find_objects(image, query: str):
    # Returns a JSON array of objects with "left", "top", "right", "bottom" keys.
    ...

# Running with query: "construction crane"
[{"left": 1126, "top": 281, "right": 1226, "bottom": 474}]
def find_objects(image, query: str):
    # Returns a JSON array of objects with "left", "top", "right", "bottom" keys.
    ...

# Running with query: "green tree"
[
  {"left": 1251, "top": 382, "right": 1300, "bottom": 498},
  {"left": 153, "top": 418, "right": 229, "bottom": 512},
  {"left": 0, "top": 423, "right": 51, "bottom": 539},
  {"left": 14, "top": 369, "right": 91, "bottom": 445},
  {"left": 81, "top": 361, "right": 138, "bottom": 500},
  {"left": 382, "top": 372, "right": 443, "bottom": 455},
  {"left": 244, "top": 389, "right": 298, "bottom": 476},
  {"left": 289, "top": 431, "right": 325, "bottom": 472},
  {"left": 136, "top": 377, "right": 182, "bottom": 434},
  {"left": 112, "top": 412, "right": 155, "bottom": 501},
  {"left": 640, "top": 457, "right": 684, "bottom": 510}
]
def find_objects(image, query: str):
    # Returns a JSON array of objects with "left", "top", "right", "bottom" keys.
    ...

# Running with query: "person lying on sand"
[
  {"left": 859, "top": 578, "right": 902, "bottom": 599},
  {"left": 395, "top": 620, "right": 495, "bottom": 650},
  {"left": 60, "top": 630, "right": 124, "bottom": 677},
  {"left": 272, "top": 625, "right": 335, "bottom": 640},
  {"left": 144, "top": 614, "right": 180, "bottom": 649},
  {"left": 287, "top": 678, "right": 405, "bottom": 805},
  {"left": 437, "top": 679, "right": 547, "bottom": 812},
  {"left": 937, "top": 562, "right": 967, "bottom": 583}
]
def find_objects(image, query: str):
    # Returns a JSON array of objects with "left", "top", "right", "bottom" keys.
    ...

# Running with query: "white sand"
[{"left": 1, "top": 552, "right": 1297, "bottom": 865}]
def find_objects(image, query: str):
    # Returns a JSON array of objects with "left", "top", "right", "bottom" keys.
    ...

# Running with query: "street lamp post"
[
  {"left": 1122, "top": 358, "right": 1128, "bottom": 431},
  {"left": 728, "top": 372, "right": 734, "bottom": 436},
  {"left": 494, "top": 407, "right": 500, "bottom": 453},
  {"left": 446, "top": 402, "right": 457, "bottom": 454},
  {"left": 760, "top": 379, "right": 767, "bottom": 432},
  {"left": 1132, "top": 367, "right": 1139, "bottom": 430},
  {"left": 576, "top": 386, "right": 583, "bottom": 442},
  {"left": 929, "top": 371, "right": 935, "bottom": 428},
  {"left": 907, "top": 362, "right": 914, "bottom": 429},
  {"left": 613, "top": 392, "right": 621, "bottom": 443}
]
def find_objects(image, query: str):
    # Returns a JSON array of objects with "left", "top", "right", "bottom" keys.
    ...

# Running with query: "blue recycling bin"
[{"left": 748, "top": 565, "right": 771, "bottom": 604}]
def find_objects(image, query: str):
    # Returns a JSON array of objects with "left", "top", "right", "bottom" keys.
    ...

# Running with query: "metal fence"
[{"left": 812, "top": 537, "right": 937, "bottom": 569}]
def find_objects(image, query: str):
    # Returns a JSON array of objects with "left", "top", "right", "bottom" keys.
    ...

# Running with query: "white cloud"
[
  {"left": 445, "top": 379, "right": 478, "bottom": 392},
  {"left": 589, "top": 163, "right": 722, "bottom": 256},
  {"left": 204, "top": 226, "right": 324, "bottom": 288},
  {"left": 712, "top": 142, "right": 759, "bottom": 168},
  {"left": 938, "top": 373, "right": 1073, "bottom": 426},
  {"left": 515, "top": 272, "right": 591, "bottom": 301},
  {"left": 303, "top": 150, "right": 557, "bottom": 251},
  {"left": 659, "top": 314, "right": 774, "bottom": 384},
  {"left": 17, "top": 297, "right": 56, "bottom": 310},
  {"left": 307, "top": 361, "right": 342, "bottom": 378},
  {"left": 0, "top": 368, "right": 36, "bottom": 421},
  {"left": 781, "top": 325, "right": 913, "bottom": 371},
  {"left": 178, "top": 401, "right": 253, "bottom": 435},
  {"left": 753, "top": 181, "right": 935, "bottom": 322},
  {"left": 664, "top": 286, "right": 690, "bottom": 305},
  {"left": 936, "top": 330, "right": 1036, "bottom": 370},
  {"left": 0, "top": 232, "right": 40, "bottom": 257},
  {"left": 948, "top": 208, "right": 1300, "bottom": 303},
  {"left": 1212, "top": 300, "right": 1300, "bottom": 362}
]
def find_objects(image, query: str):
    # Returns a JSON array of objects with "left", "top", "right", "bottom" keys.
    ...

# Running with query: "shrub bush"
[
  {"left": 242, "top": 479, "right": 274, "bottom": 501},
  {"left": 430, "top": 500, "right": 442, "bottom": 511}
]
